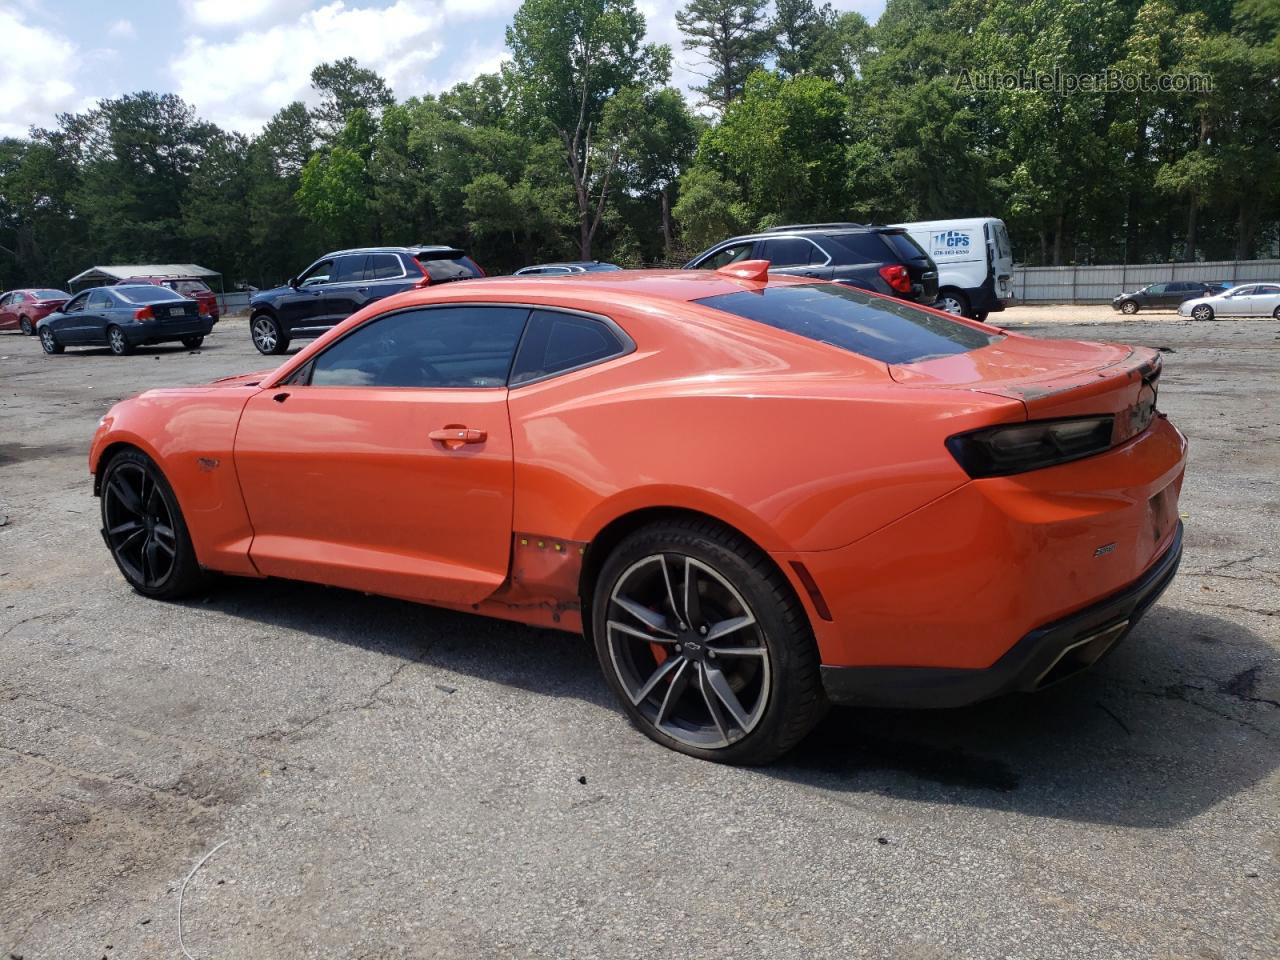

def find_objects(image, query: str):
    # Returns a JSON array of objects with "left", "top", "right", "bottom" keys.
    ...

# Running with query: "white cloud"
[
  {"left": 169, "top": 0, "right": 531, "bottom": 131},
  {"left": 107, "top": 18, "right": 136, "bottom": 38},
  {"left": 184, "top": 0, "right": 312, "bottom": 28},
  {"left": 0, "top": 8, "right": 82, "bottom": 137}
]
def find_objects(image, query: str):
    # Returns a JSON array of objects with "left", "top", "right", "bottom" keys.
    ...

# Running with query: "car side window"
[
  {"left": 1258, "top": 285, "right": 1280, "bottom": 295},
  {"left": 0, "top": 294, "right": 10, "bottom": 307},
  {"left": 1146, "top": 283, "right": 1167, "bottom": 294},
  {"left": 298, "top": 259, "right": 335, "bottom": 286},
  {"left": 366, "top": 254, "right": 404, "bottom": 280},
  {"left": 759, "top": 237, "right": 821, "bottom": 267},
  {"left": 701, "top": 243, "right": 756, "bottom": 269},
  {"left": 308, "top": 306, "right": 530, "bottom": 388},
  {"left": 88, "top": 290, "right": 114, "bottom": 310},
  {"left": 63, "top": 293, "right": 88, "bottom": 313},
  {"left": 331, "top": 255, "right": 366, "bottom": 284},
  {"left": 510, "top": 309, "right": 630, "bottom": 385}
]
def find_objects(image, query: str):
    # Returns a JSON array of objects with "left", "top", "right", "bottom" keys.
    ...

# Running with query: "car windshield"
[
  {"left": 115, "top": 285, "right": 186, "bottom": 303},
  {"left": 34, "top": 289, "right": 67, "bottom": 299},
  {"left": 697, "top": 283, "right": 1001, "bottom": 365}
]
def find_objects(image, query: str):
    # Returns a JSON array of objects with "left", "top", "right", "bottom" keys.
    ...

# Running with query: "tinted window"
[
  {"left": 115, "top": 286, "right": 185, "bottom": 304},
  {"left": 1258, "top": 285, "right": 1280, "bottom": 294},
  {"left": 696, "top": 283, "right": 1000, "bottom": 365},
  {"left": 88, "top": 290, "right": 116, "bottom": 309},
  {"left": 10, "top": 292, "right": 27, "bottom": 302},
  {"left": 880, "top": 231, "right": 928, "bottom": 261},
  {"left": 331, "top": 255, "right": 366, "bottom": 283},
  {"left": 1146, "top": 283, "right": 1168, "bottom": 294},
  {"left": 419, "top": 253, "right": 483, "bottom": 282},
  {"left": 309, "top": 306, "right": 528, "bottom": 388},
  {"left": 298, "top": 259, "right": 335, "bottom": 286},
  {"left": 700, "top": 243, "right": 756, "bottom": 269},
  {"left": 510, "top": 310, "right": 627, "bottom": 385},
  {"left": 760, "top": 237, "right": 820, "bottom": 267},
  {"left": 827, "top": 233, "right": 891, "bottom": 261},
  {"left": 366, "top": 254, "right": 404, "bottom": 280},
  {"left": 584, "top": 263, "right": 622, "bottom": 271}
]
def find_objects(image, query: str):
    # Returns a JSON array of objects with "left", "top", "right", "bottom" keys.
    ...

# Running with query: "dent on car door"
[{"left": 232, "top": 303, "right": 530, "bottom": 604}]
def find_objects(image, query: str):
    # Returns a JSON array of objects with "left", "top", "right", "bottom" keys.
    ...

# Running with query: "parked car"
[
  {"left": 1178, "top": 282, "right": 1280, "bottom": 321},
  {"left": 514, "top": 261, "right": 623, "bottom": 276},
  {"left": 889, "top": 217, "right": 1015, "bottom": 320},
  {"left": 0, "top": 288, "right": 70, "bottom": 335},
  {"left": 89, "top": 262, "right": 1184, "bottom": 764},
  {"left": 1111, "top": 281, "right": 1222, "bottom": 314},
  {"left": 116, "top": 276, "right": 220, "bottom": 319},
  {"left": 38, "top": 284, "right": 216, "bottom": 356},
  {"left": 685, "top": 224, "right": 939, "bottom": 304},
  {"left": 249, "top": 245, "right": 484, "bottom": 355}
]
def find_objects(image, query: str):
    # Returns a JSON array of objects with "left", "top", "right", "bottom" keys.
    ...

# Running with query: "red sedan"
[
  {"left": 88, "top": 264, "right": 1186, "bottom": 763},
  {"left": 115, "top": 277, "right": 220, "bottom": 319},
  {"left": 0, "top": 288, "right": 70, "bottom": 335}
]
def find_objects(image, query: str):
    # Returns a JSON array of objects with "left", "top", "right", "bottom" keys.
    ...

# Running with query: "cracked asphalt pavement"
[{"left": 1, "top": 309, "right": 1277, "bottom": 959}]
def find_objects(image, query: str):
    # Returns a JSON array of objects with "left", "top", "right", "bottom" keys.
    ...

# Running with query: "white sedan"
[{"left": 1179, "top": 283, "right": 1280, "bottom": 320}]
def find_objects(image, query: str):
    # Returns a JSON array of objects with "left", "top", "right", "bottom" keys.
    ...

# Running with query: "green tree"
[
  {"left": 771, "top": 0, "right": 835, "bottom": 77},
  {"left": 505, "top": 0, "right": 670, "bottom": 258},
  {"left": 676, "top": 0, "right": 774, "bottom": 111},
  {"left": 310, "top": 57, "right": 395, "bottom": 140}
]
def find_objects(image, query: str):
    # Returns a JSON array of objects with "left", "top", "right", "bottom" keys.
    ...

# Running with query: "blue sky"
[{"left": 1, "top": 0, "right": 886, "bottom": 137}]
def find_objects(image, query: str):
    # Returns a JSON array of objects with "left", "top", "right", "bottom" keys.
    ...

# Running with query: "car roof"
[{"left": 323, "top": 245, "right": 464, "bottom": 257}]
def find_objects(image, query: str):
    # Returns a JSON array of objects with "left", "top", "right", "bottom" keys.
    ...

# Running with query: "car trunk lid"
[{"left": 890, "top": 333, "right": 1161, "bottom": 436}]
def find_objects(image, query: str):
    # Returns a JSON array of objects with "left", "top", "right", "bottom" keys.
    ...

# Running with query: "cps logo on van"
[{"left": 930, "top": 230, "right": 972, "bottom": 257}]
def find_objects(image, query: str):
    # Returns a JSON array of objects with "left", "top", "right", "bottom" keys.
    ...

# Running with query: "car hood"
[
  {"left": 1179, "top": 296, "right": 1213, "bottom": 309},
  {"left": 251, "top": 285, "right": 290, "bottom": 303},
  {"left": 209, "top": 369, "right": 276, "bottom": 387}
]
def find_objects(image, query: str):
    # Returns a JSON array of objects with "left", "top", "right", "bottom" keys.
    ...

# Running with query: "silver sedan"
[{"left": 1179, "top": 282, "right": 1280, "bottom": 320}]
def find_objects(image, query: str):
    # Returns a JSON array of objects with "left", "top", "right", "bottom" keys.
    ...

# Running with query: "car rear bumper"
[
  {"left": 819, "top": 521, "right": 1182, "bottom": 707},
  {"left": 777, "top": 414, "right": 1187, "bottom": 676},
  {"left": 126, "top": 317, "right": 215, "bottom": 343}
]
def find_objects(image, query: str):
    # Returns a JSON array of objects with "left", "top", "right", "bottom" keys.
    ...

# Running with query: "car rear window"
[
  {"left": 879, "top": 231, "right": 929, "bottom": 261},
  {"left": 696, "top": 283, "right": 1000, "bottom": 365},
  {"left": 170, "top": 279, "right": 212, "bottom": 295},
  {"left": 115, "top": 286, "right": 187, "bottom": 303},
  {"left": 419, "top": 252, "right": 483, "bottom": 282},
  {"left": 34, "top": 289, "right": 67, "bottom": 299}
]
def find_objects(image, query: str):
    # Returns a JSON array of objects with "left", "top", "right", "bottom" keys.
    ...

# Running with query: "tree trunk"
[
  {"left": 1052, "top": 213, "right": 1065, "bottom": 266},
  {"left": 1185, "top": 197, "right": 1197, "bottom": 262},
  {"left": 660, "top": 185, "right": 674, "bottom": 254},
  {"left": 1235, "top": 203, "right": 1255, "bottom": 260},
  {"left": 1039, "top": 228, "right": 1048, "bottom": 265}
]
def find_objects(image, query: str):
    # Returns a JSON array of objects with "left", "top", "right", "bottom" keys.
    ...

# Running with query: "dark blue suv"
[{"left": 248, "top": 246, "right": 484, "bottom": 354}]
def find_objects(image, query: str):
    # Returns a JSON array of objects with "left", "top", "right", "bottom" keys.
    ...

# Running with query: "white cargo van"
[{"left": 889, "top": 218, "right": 1015, "bottom": 320}]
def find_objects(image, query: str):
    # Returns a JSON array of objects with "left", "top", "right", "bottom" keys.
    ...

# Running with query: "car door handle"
[
  {"left": 357, "top": 286, "right": 370, "bottom": 293},
  {"left": 429, "top": 427, "right": 487, "bottom": 448}
]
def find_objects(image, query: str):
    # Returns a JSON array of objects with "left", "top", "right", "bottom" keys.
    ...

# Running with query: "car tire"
[
  {"left": 1192, "top": 304, "right": 1214, "bottom": 322},
  {"left": 251, "top": 314, "right": 289, "bottom": 355},
  {"left": 181, "top": 336, "right": 205, "bottom": 349},
  {"left": 936, "top": 289, "right": 969, "bottom": 317},
  {"left": 100, "top": 447, "right": 206, "bottom": 600},
  {"left": 39, "top": 327, "right": 64, "bottom": 354},
  {"left": 1273, "top": 306, "right": 1280, "bottom": 321},
  {"left": 19, "top": 316, "right": 33, "bottom": 335},
  {"left": 1120, "top": 300, "right": 1139, "bottom": 315},
  {"left": 591, "top": 517, "right": 827, "bottom": 765},
  {"left": 107, "top": 325, "right": 135, "bottom": 356}
]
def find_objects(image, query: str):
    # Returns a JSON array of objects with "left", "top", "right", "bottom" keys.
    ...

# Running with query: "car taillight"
[
  {"left": 946, "top": 416, "right": 1115, "bottom": 478},
  {"left": 878, "top": 264, "right": 912, "bottom": 294},
  {"left": 134, "top": 306, "right": 155, "bottom": 321},
  {"left": 412, "top": 258, "right": 431, "bottom": 287}
]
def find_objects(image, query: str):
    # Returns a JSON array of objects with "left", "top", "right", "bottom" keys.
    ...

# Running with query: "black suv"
[
  {"left": 684, "top": 224, "right": 938, "bottom": 304},
  {"left": 249, "top": 246, "right": 484, "bottom": 354},
  {"left": 1111, "top": 281, "right": 1227, "bottom": 315}
]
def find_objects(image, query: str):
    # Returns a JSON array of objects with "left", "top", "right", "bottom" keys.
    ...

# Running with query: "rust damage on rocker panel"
[{"left": 472, "top": 533, "right": 587, "bottom": 633}]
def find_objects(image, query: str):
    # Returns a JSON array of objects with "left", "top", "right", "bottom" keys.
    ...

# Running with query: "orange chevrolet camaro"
[{"left": 89, "top": 263, "right": 1186, "bottom": 763}]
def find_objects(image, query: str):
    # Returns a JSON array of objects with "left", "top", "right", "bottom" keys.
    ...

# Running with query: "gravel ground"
[{"left": 1, "top": 308, "right": 1277, "bottom": 959}]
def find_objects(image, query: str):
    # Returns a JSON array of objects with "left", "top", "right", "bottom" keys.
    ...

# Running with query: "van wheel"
[{"left": 936, "top": 289, "right": 969, "bottom": 317}]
